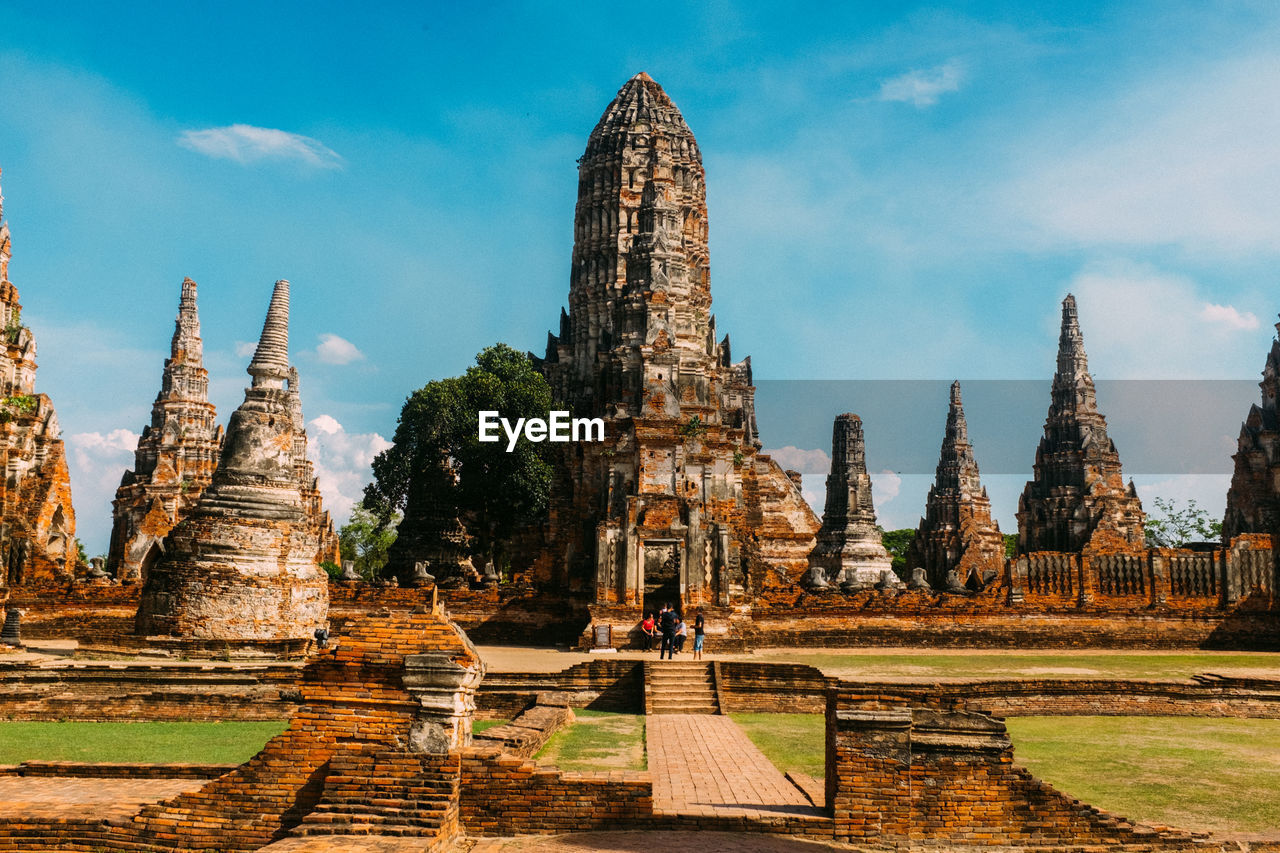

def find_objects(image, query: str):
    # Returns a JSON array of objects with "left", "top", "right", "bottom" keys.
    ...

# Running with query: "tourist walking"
[
  {"left": 659, "top": 603, "right": 677, "bottom": 659},
  {"left": 693, "top": 609, "right": 705, "bottom": 660}
]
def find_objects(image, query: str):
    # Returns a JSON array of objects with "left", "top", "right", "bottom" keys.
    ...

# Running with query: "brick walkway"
[
  {"left": 471, "top": 830, "right": 847, "bottom": 851},
  {"left": 645, "top": 715, "right": 823, "bottom": 819},
  {"left": 0, "top": 775, "right": 198, "bottom": 820}
]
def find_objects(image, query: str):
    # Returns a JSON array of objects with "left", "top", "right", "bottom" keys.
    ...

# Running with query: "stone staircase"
[
  {"left": 291, "top": 748, "right": 460, "bottom": 839},
  {"left": 645, "top": 661, "right": 721, "bottom": 715}
]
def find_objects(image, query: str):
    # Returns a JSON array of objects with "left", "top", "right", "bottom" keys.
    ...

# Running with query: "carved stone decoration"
[
  {"left": 339, "top": 560, "right": 360, "bottom": 582},
  {"left": 0, "top": 167, "right": 77, "bottom": 584},
  {"left": 535, "top": 73, "right": 819, "bottom": 606},
  {"left": 906, "top": 381, "right": 1006, "bottom": 588},
  {"left": 808, "top": 414, "right": 893, "bottom": 591},
  {"left": 135, "top": 281, "right": 331, "bottom": 641},
  {"left": 402, "top": 638, "right": 485, "bottom": 754},
  {"left": 1016, "top": 295, "right": 1145, "bottom": 553}
]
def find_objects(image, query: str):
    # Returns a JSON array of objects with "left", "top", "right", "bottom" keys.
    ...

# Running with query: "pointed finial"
[
  {"left": 248, "top": 279, "right": 291, "bottom": 388},
  {"left": 170, "top": 276, "right": 203, "bottom": 362},
  {"left": 950, "top": 380, "right": 962, "bottom": 405}
]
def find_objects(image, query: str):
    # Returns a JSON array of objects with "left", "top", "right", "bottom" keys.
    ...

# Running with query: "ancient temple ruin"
[
  {"left": 107, "top": 278, "right": 224, "bottom": 583},
  {"left": 135, "top": 280, "right": 332, "bottom": 643},
  {"left": 0, "top": 168, "right": 76, "bottom": 586},
  {"left": 536, "top": 73, "right": 818, "bottom": 612},
  {"left": 1224, "top": 313, "right": 1280, "bottom": 541},
  {"left": 906, "top": 381, "right": 1005, "bottom": 589},
  {"left": 1017, "top": 294, "right": 1145, "bottom": 553},
  {"left": 808, "top": 413, "right": 894, "bottom": 590}
]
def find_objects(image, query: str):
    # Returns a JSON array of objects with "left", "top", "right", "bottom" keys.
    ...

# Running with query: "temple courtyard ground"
[{"left": 3, "top": 643, "right": 1280, "bottom": 847}]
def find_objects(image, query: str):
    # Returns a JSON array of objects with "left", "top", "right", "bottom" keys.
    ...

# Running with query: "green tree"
[
  {"left": 1003, "top": 533, "right": 1018, "bottom": 559},
  {"left": 364, "top": 343, "right": 554, "bottom": 567},
  {"left": 878, "top": 527, "right": 916, "bottom": 575},
  {"left": 338, "top": 501, "right": 401, "bottom": 580},
  {"left": 1144, "top": 497, "right": 1223, "bottom": 548}
]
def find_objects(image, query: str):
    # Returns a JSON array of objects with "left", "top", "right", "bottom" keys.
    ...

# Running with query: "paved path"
[
  {"left": 645, "top": 714, "right": 823, "bottom": 819},
  {"left": 0, "top": 775, "right": 198, "bottom": 820},
  {"left": 471, "top": 830, "right": 848, "bottom": 852}
]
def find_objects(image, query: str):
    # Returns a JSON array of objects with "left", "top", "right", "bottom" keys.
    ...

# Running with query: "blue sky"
[{"left": 1, "top": 0, "right": 1278, "bottom": 552}]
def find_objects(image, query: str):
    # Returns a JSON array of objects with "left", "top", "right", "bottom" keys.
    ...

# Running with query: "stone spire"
[
  {"left": 1223, "top": 313, "right": 1280, "bottom": 540},
  {"left": 107, "top": 278, "right": 223, "bottom": 582},
  {"left": 808, "top": 414, "right": 893, "bottom": 590},
  {"left": 906, "top": 382, "right": 1005, "bottom": 589},
  {"left": 136, "top": 280, "right": 331, "bottom": 644},
  {"left": 1017, "top": 294, "right": 1145, "bottom": 553},
  {"left": 248, "top": 279, "right": 290, "bottom": 389},
  {"left": 524, "top": 74, "right": 818, "bottom": 613},
  {"left": 0, "top": 166, "right": 77, "bottom": 585}
]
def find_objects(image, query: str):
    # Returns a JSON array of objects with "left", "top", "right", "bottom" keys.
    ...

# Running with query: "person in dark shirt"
[
  {"left": 659, "top": 603, "right": 677, "bottom": 659},
  {"left": 693, "top": 610, "right": 705, "bottom": 660}
]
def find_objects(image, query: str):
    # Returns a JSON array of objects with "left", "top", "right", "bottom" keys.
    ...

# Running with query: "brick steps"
[
  {"left": 645, "top": 662, "right": 720, "bottom": 715},
  {"left": 291, "top": 748, "right": 458, "bottom": 839}
]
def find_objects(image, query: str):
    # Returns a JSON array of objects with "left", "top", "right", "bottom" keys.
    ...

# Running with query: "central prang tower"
[{"left": 538, "top": 74, "right": 818, "bottom": 613}]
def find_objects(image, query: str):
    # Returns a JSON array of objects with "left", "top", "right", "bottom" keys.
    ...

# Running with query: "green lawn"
[
  {"left": 1007, "top": 717, "right": 1280, "bottom": 836},
  {"left": 730, "top": 713, "right": 824, "bottom": 779},
  {"left": 752, "top": 650, "right": 1280, "bottom": 682},
  {"left": 0, "top": 721, "right": 288, "bottom": 765},
  {"left": 473, "top": 719, "right": 503, "bottom": 734},
  {"left": 534, "top": 709, "right": 645, "bottom": 772}
]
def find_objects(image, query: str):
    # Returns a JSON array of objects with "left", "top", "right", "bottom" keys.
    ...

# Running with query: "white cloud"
[
  {"left": 66, "top": 428, "right": 139, "bottom": 557},
  {"left": 765, "top": 445, "right": 830, "bottom": 475},
  {"left": 1067, "top": 261, "right": 1262, "bottom": 377},
  {"left": 872, "top": 468, "right": 902, "bottom": 506},
  {"left": 877, "top": 60, "right": 965, "bottom": 107},
  {"left": 1003, "top": 52, "right": 1280, "bottom": 254},
  {"left": 315, "top": 333, "right": 365, "bottom": 365},
  {"left": 1201, "top": 303, "right": 1259, "bottom": 331},
  {"left": 234, "top": 341, "right": 258, "bottom": 358},
  {"left": 305, "top": 414, "right": 392, "bottom": 523},
  {"left": 178, "top": 124, "right": 343, "bottom": 170},
  {"left": 1133, "top": 474, "right": 1231, "bottom": 528}
]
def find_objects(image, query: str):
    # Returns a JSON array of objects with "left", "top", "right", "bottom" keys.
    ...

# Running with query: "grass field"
[
  {"left": 1007, "top": 716, "right": 1280, "bottom": 836},
  {"left": 751, "top": 650, "right": 1280, "bottom": 681},
  {"left": 534, "top": 709, "right": 645, "bottom": 772},
  {"left": 730, "top": 713, "right": 825, "bottom": 779},
  {"left": 0, "top": 721, "right": 288, "bottom": 764}
]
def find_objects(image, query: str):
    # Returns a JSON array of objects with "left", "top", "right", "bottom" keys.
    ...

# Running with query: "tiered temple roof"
[
  {"left": 1016, "top": 294, "right": 1144, "bottom": 553},
  {"left": 906, "top": 381, "right": 1004, "bottom": 587},
  {"left": 107, "top": 278, "right": 223, "bottom": 583}
]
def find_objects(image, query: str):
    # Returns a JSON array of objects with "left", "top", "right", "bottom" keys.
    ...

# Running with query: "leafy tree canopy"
[
  {"left": 338, "top": 501, "right": 401, "bottom": 580},
  {"left": 878, "top": 527, "right": 916, "bottom": 572},
  {"left": 363, "top": 343, "right": 554, "bottom": 562},
  {"left": 1144, "top": 497, "right": 1223, "bottom": 548}
]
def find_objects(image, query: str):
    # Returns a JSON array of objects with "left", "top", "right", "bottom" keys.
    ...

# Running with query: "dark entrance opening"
[{"left": 643, "top": 542, "right": 681, "bottom": 616}]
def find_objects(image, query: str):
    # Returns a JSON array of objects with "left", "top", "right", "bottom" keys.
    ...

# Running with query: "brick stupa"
[
  {"left": 536, "top": 73, "right": 819, "bottom": 610},
  {"left": 1016, "top": 295, "right": 1145, "bottom": 553},
  {"left": 0, "top": 167, "right": 77, "bottom": 586},
  {"left": 906, "top": 381, "right": 1005, "bottom": 588},
  {"left": 1224, "top": 313, "right": 1280, "bottom": 541},
  {"left": 108, "top": 278, "right": 223, "bottom": 583},
  {"left": 135, "top": 280, "right": 331, "bottom": 644},
  {"left": 808, "top": 413, "right": 894, "bottom": 590}
]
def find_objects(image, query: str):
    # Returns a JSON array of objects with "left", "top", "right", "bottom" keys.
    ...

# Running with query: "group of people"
[{"left": 639, "top": 604, "right": 705, "bottom": 660}]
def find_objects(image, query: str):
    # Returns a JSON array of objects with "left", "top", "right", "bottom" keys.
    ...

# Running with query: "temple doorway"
[{"left": 642, "top": 541, "right": 681, "bottom": 616}]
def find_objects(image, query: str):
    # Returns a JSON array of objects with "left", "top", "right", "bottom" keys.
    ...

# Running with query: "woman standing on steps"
[{"left": 692, "top": 609, "right": 705, "bottom": 660}]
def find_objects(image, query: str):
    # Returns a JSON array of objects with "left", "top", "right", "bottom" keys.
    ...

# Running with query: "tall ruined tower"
[
  {"left": 136, "top": 280, "right": 332, "bottom": 642},
  {"left": 1017, "top": 295, "right": 1144, "bottom": 553},
  {"left": 108, "top": 278, "right": 224, "bottom": 582},
  {"left": 906, "top": 382, "right": 1005, "bottom": 587},
  {"left": 808, "top": 414, "right": 893, "bottom": 589},
  {"left": 0, "top": 168, "right": 76, "bottom": 586},
  {"left": 1223, "top": 314, "right": 1280, "bottom": 541},
  {"left": 539, "top": 74, "right": 818, "bottom": 611}
]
